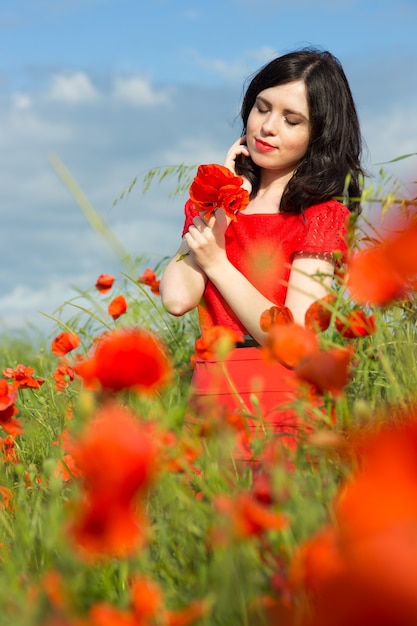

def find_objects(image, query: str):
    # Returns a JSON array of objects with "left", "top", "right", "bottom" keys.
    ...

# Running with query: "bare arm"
[
  {"left": 284, "top": 255, "right": 335, "bottom": 325},
  {"left": 159, "top": 237, "right": 207, "bottom": 316}
]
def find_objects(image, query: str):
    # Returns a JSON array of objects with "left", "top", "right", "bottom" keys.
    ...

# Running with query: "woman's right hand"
[{"left": 224, "top": 136, "right": 252, "bottom": 194}]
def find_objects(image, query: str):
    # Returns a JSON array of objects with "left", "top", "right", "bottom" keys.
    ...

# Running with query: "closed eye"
[
  {"left": 255, "top": 103, "right": 269, "bottom": 114},
  {"left": 283, "top": 116, "right": 300, "bottom": 126}
]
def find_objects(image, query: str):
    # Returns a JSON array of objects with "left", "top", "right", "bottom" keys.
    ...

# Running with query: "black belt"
[{"left": 235, "top": 334, "right": 260, "bottom": 348}]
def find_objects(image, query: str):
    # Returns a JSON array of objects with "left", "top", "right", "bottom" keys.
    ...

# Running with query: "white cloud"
[
  {"left": 13, "top": 94, "right": 32, "bottom": 110},
  {"left": 361, "top": 103, "right": 417, "bottom": 186},
  {"left": 184, "top": 46, "right": 278, "bottom": 83},
  {"left": 48, "top": 72, "right": 100, "bottom": 103},
  {"left": 112, "top": 76, "right": 172, "bottom": 107},
  {"left": 0, "top": 283, "right": 76, "bottom": 335}
]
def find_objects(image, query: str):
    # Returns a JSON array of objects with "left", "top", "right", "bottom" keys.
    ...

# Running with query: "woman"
[{"left": 160, "top": 48, "right": 363, "bottom": 450}]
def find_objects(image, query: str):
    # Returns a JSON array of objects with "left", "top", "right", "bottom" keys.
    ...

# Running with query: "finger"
[
  {"left": 192, "top": 216, "right": 207, "bottom": 231},
  {"left": 206, "top": 214, "right": 216, "bottom": 229}
]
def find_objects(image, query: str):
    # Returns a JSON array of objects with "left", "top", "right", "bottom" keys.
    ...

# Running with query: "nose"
[{"left": 261, "top": 113, "right": 278, "bottom": 137}]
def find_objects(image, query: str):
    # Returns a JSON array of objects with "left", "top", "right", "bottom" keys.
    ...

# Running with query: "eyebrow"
[{"left": 256, "top": 95, "right": 309, "bottom": 122}]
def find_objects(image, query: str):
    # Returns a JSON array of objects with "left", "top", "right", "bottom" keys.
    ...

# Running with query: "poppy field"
[{"left": 1, "top": 164, "right": 417, "bottom": 625}]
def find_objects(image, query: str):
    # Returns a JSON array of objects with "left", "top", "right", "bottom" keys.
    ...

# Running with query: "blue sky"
[{"left": 1, "top": 0, "right": 416, "bottom": 334}]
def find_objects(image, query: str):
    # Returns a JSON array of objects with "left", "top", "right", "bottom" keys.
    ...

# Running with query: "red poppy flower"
[
  {"left": 262, "top": 323, "right": 319, "bottom": 369},
  {"left": 387, "top": 218, "right": 417, "bottom": 278},
  {"left": 259, "top": 304, "right": 294, "bottom": 332},
  {"left": 138, "top": 268, "right": 161, "bottom": 296},
  {"left": 335, "top": 309, "right": 376, "bottom": 338},
  {"left": 68, "top": 403, "right": 160, "bottom": 557},
  {"left": 295, "top": 346, "right": 354, "bottom": 397},
  {"left": 335, "top": 417, "right": 417, "bottom": 545},
  {"left": 0, "top": 486, "right": 13, "bottom": 512},
  {"left": 87, "top": 603, "right": 138, "bottom": 626},
  {"left": 193, "top": 325, "right": 243, "bottom": 361},
  {"left": 71, "top": 496, "right": 150, "bottom": 559},
  {"left": 74, "top": 327, "right": 171, "bottom": 393},
  {"left": 95, "top": 273, "right": 115, "bottom": 294},
  {"left": 189, "top": 163, "right": 249, "bottom": 221},
  {"left": 2, "top": 364, "right": 45, "bottom": 389},
  {"left": 51, "top": 332, "right": 81, "bottom": 357},
  {"left": 347, "top": 213, "right": 417, "bottom": 308},
  {"left": 108, "top": 294, "right": 128, "bottom": 320},
  {"left": 130, "top": 575, "right": 164, "bottom": 622},
  {"left": 0, "top": 435, "right": 19, "bottom": 464},
  {"left": 0, "top": 415, "right": 22, "bottom": 437},
  {"left": 304, "top": 294, "right": 336, "bottom": 333},
  {"left": 347, "top": 245, "right": 406, "bottom": 306},
  {"left": 213, "top": 491, "right": 287, "bottom": 541},
  {"left": 290, "top": 524, "right": 346, "bottom": 598},
  {"left": 166, "top": 599, "right": 210, "bottom": 626},
  {"left": 0, "top": 379, "right": 23, "bottom": 436},
  {"left": 78, "top": 408, "right": 157, "bottom": 497},
  {"left": 54, "top": 453, "right": 81, "bottom": 482},
  {"left": 53, "top": 363, "right": 76, "bottom": 391},
  {"left": 290, "top": 412, "right": 417, "bottom": 626}
]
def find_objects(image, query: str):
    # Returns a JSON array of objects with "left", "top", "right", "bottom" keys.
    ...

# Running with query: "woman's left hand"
[{"left": 184, "top": 209, "right": 229, "bottom": 272}]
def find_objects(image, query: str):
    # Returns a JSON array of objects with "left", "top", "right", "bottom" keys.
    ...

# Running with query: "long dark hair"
[{"left": 235, "top": 48, "right": 364, "bottom": 214}]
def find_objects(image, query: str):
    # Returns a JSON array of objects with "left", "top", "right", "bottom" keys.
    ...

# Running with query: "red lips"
[{"left": 255, "top": 138, "right": 276, "bottom": 152}]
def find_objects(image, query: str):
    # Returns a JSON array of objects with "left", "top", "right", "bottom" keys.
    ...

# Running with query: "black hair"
[{"left": 235, "top": 48, "right": 364, "bottom": 214}]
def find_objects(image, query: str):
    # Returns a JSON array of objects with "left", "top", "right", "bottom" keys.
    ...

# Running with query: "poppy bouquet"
[
  {"left": 189, "top": 163, "right": 250, "bottom": 221},
  {"left": 178, "top": 163, "right": 250, "bottom": 261}
]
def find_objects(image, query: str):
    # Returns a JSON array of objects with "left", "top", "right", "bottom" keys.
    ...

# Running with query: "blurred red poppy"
[
  {"left": 54, "top": 453, "right": 81, "bottom": 482},
  {"left": 87, "top": 603, "right": 137, "bottom": 626},
  {"left": 138, "top": 268, "right": 161, "bottom": 296},
  {"left": 388, "top": 218, "right": 417, "bottom": 277},
  {"left": 347, "top": 241, "right": 408, "bottom": 307},
  {"left": 262, "top": 323, "right": 319, "bottom": 369},
  {"left": 68, "top": 402, "right": 160, "bottom": 557},
  {"left": 189, "top": 163, "right": 249, "bottom": 221},
  {"left": 295, "top": 346, "right": 354, "bottom": 397},
  {"left": 74, "top": 327, "right": 171, "bottom": 393},
  {"left": 213, "top": 491, "right": 287, "bottom": 542},
  {"left": 335, "top": 309, "right": 376, "bottom": 338},
  {"left": 2, "top": 364, "right": 45, "bottom": 389},
  {"left": 0, "top": 435, "right": 19, "bottom": 464},
  {"left": 166, "top": 599, "right": 209, "bottom": 626},
  {"left": 290, "top": 411, "right": 417, "bottom": 626},
  {"left": 130, "top": 575, "right": 164, "bottom": 622},
  {"left": 108, "top": 294, "right": 128, "bottom": 320},
  {"left": 0, "top": 486, "right": 13, "bottom": 512},
  {"left": 95, "top": 273, "right": 115, "bottom": 294},
  {"left": 193, "top": 325, "right": 243, "bottom": 361},
  {"left": 84, "top": 402, "right": 157, "bottom": 498},
  {"left": 304, "top": 294, "right": 336, "bottom": 333},
  {"left": 260, "top": 304, "right": 294, "bottom": 332},
  {"left": 51, "top": 332, "right": 80, "bottom": 357}
]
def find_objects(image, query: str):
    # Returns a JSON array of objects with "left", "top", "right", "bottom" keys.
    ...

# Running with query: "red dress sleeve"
[{"left": 292, "top": 200, "right": 350, "bottom": 261}]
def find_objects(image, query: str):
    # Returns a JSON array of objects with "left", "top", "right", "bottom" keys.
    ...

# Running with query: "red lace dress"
[{"left": 181, "top": 198, "right": 350, "bottom": 454}]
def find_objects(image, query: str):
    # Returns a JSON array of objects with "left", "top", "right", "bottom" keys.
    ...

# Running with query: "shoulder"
[
  {"left": 304, "top": 199, "right": 350, "bottom": 220},
  {"left": 291, "top": 199, "right": 351, "bottom": 256}
]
